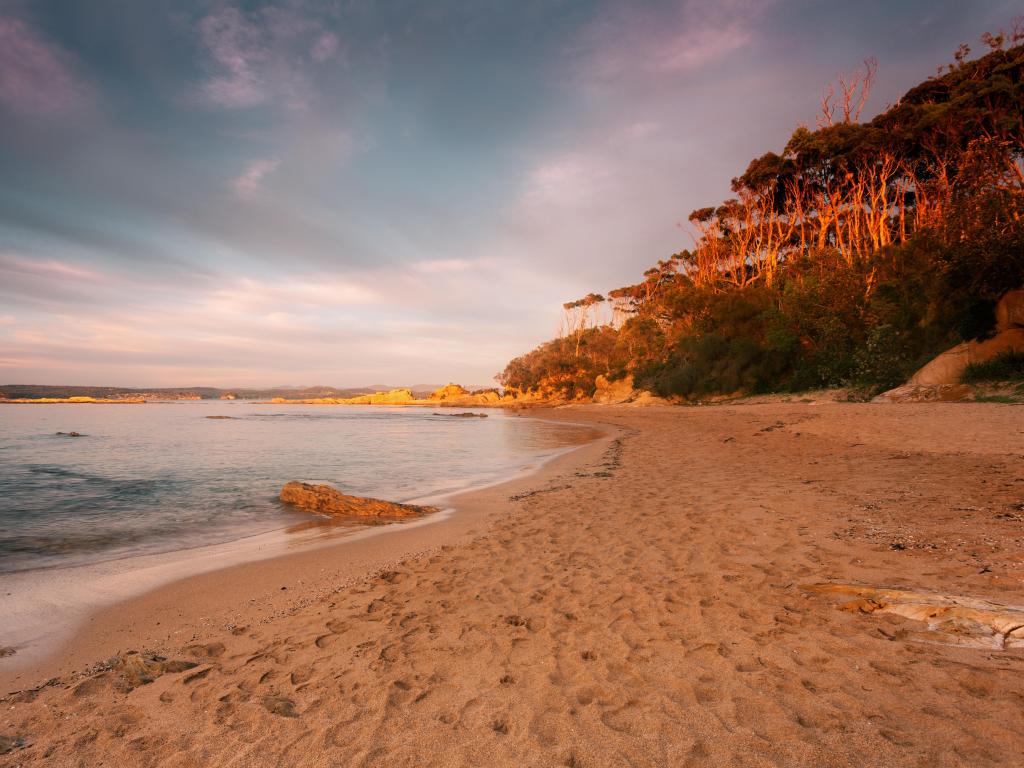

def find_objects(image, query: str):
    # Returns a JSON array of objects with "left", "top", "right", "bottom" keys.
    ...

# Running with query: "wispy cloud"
[
  {"left": 0, "top": 252, "right": 105, "bottom": 283},
  {"left": 572, "top": 0, "right": 767, "bottom": 86},
  {"left": 229, "top": 157, "right": 281, "bottom": 199},
  {"left": 0, "top": 16, "right": 92, "bottom": 116},
  {"left": 411, "top": 258, "right": 477, "bottom": 274},
  {"left": 195, "top": 4, "right": 340, "bottom": 112},
  {"left": 310, "top": 31, "right": 339, "bottom": 63}
]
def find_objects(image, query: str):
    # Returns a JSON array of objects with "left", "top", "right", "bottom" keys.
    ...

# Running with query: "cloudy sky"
[{"left": 0, "top": 0, "right": 1016, "bottom": 387}]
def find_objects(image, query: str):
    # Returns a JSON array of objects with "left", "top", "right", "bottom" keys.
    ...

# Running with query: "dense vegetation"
[
  {"left": 962, "top": 351, "right": 1024, "bottom": 382},
  {"left": 500, "top": 30, "right": 1024, "bottom": 400}
]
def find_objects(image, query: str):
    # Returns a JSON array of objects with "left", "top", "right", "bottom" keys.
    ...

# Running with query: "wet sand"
[{"left": 2, "top": 403, "right": 1023, "bottom": 767}]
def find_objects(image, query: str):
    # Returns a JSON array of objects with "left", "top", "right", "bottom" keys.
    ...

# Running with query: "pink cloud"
[
  {"left": 229, "top": 157, "right": 281, "bottom": 199},
  {"left": 198, "top": 7, "right": 270, "bottom": 108},
  {"left": 195, "top": 5, "right": 340, "bottom": 112},
  {"left": 311, "top": 32, "right": 339, "bottom": 63},
  {"left": 572, "top": 0, "right": 768, "bottom": 85},
  {"left": 0, "top": 16, "right": 92, "bottom": 116},
  {"left": 0, "top": 253, "right": 105, "bottom": 282}
]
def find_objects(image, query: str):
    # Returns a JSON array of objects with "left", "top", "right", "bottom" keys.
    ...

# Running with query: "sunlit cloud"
[{"left": 0, "top": 253, "right": 106, "bottom": 283}]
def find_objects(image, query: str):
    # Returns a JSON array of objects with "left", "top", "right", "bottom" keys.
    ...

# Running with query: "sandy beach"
[{"left": 2, "top": 402, "right": 1024, "bottom": 767}]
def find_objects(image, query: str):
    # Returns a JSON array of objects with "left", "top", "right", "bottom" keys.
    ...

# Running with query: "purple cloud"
[
  {"left": 229, "top": 157, "right": 281, "bottom": 199},
  {"left": 0, "top": 16, "right": 92, "bottom": 116},
  {"left": 197, "top": 7, "right": 270, "bottom": 107},
  {"left": 194, "top": 4, "right": 340, "bottom": 112},
  {"left": 572, "top": 0, "right": 769, "bottom": 86}
]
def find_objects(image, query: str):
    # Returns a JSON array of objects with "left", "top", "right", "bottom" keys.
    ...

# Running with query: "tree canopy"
[{"left": 500, "top": 31, "right": 1024, "bottom": 400}]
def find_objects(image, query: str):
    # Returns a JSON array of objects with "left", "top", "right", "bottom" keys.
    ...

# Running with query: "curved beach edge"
[{"left": 0, "top": 410, "right": 616, "bottom": 693}]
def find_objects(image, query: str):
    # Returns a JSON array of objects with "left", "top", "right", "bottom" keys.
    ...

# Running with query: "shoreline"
[{"left": 0, "top": 411, "right": 615, "bottom": 693}]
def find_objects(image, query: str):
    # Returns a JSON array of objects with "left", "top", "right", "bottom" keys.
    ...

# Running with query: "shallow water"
[{"left": 0, "top": 402, "right": 591, "bottom": 574}]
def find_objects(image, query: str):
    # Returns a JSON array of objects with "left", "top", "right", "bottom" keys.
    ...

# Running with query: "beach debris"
[
  {"left": 434, "top": 412, "right": 488, "bottom": 418},
  {"left": 803, "top": 583, "right": 1024, "bottom": 649},
  {"left": 262, "top": 695, "right": 299, "bottom": 718},
  {"left": 0, "top": 646, "right": 15, "bottom": 657},
  {"left": 55, "top": 431, "right": 83, "bottom": 437},
  {"left": 205, "top": 415, "right": 237, "bottom": 419},
  {"left": 0, "top": 735, "right": 26, "bottom": 755},
  {"left": 280, "top": 482, "right": 438, "bottom": 518},
  {"left": 72, "top": 652, "right": 200, "bottom": 695},
  {"left": 186, "top": 642, "right": 225, "bottom": 659},
  {"left": 115, "top": 652, "right": 199, "bottom": 691}
]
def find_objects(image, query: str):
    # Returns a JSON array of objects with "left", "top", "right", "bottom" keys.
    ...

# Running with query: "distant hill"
[
  {"left": 0, "top": 383, "right": 499, "bottom": 401},
  {"left": 0, "top": 384, "right": 382, "bottom": 401}
]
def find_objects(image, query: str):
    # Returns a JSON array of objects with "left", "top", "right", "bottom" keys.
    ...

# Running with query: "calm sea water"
[{"left": 0, "top": 402, "right": 591, "bottom": 574}]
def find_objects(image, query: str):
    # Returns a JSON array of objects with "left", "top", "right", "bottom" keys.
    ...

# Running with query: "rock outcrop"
[
  {"left": 270, "top": 388, "right": 417, "bottom": 405},
  {"left": 995, "top": 288, "right": 1024, "bottom": 331},
  {"left": 280, "top": 482, "right": 438, "bottom": 518},
  {"left": 592, "top": 374, "right": 636, "bottom": 405},
  {"left": 906, "top": 329, "right": 1024, "bottom": 388},
  {"left": 874, "top": 288, "right": 1024, "bottom": 402},
  {"left": 269, "top": 384, "right": 512, "bottom": 408},
  {"left": 429, "top": 383, "right": 470, "bottom": 400}
]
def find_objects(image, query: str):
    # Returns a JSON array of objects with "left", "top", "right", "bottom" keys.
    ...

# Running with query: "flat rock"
[
  {"left": 280, "top": 482, "right": 437, "bottom": 518},
  {"left": 804, "top": 583, "right": 1024, "bottom": 649}
]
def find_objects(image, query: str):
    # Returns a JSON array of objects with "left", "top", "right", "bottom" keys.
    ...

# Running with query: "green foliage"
[{"left": 962, "top": 352, "right": 1024, "bottom": 382}]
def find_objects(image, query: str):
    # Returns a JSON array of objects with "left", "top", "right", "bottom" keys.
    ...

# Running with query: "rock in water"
[{"left": 279, "top": 482, "right": 437, "bottom": 518}]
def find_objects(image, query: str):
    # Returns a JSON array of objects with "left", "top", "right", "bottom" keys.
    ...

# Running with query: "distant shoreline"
[{"left": 0, "top": 398, "right": 147, "bottom": 404}]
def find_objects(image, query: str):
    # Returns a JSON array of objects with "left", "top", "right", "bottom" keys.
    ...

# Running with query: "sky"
[{"left": 0, "top": 0, "right": 1018, "bottom": 388}]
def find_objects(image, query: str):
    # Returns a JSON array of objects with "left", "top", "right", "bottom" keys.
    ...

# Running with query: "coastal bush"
[
  {"left": 962, "top": 352, "right": 1024, "bottom": 382},
  {"left": 500, "top": 32, "right": 1024, "bottom": 400}
]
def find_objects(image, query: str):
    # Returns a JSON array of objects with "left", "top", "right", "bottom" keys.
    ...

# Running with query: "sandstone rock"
[
  {"left": 881, "top": 326, "right": 1024, "bottom": 394},
  {"left": 995, "top": 288, "right": 1024, "bottom": 331},
  {"left": 592, "top": 374, "right": 636, "bottom": 405},
  {"left": 429, "top": 383, "right": 471, "bottom": 400},
  {"left": 625, "top": 391, "right": 673, "bottom": 407},
  {"left": 280, "top": 482, "right": 437, "bottom": 518},
  {"left": 908, "top": 343, "right": 972, "bottom": 387},
  {"left": 804, "top": 583, "right": 1024, "bottom": 649},
  {"left": 872, "top": 383, "right": 972, "bottom": 403}
]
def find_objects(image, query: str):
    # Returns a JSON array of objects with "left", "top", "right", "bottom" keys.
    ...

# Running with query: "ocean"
[{"left": 0, "top": 402, "right": 592, "bottom": 574}]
